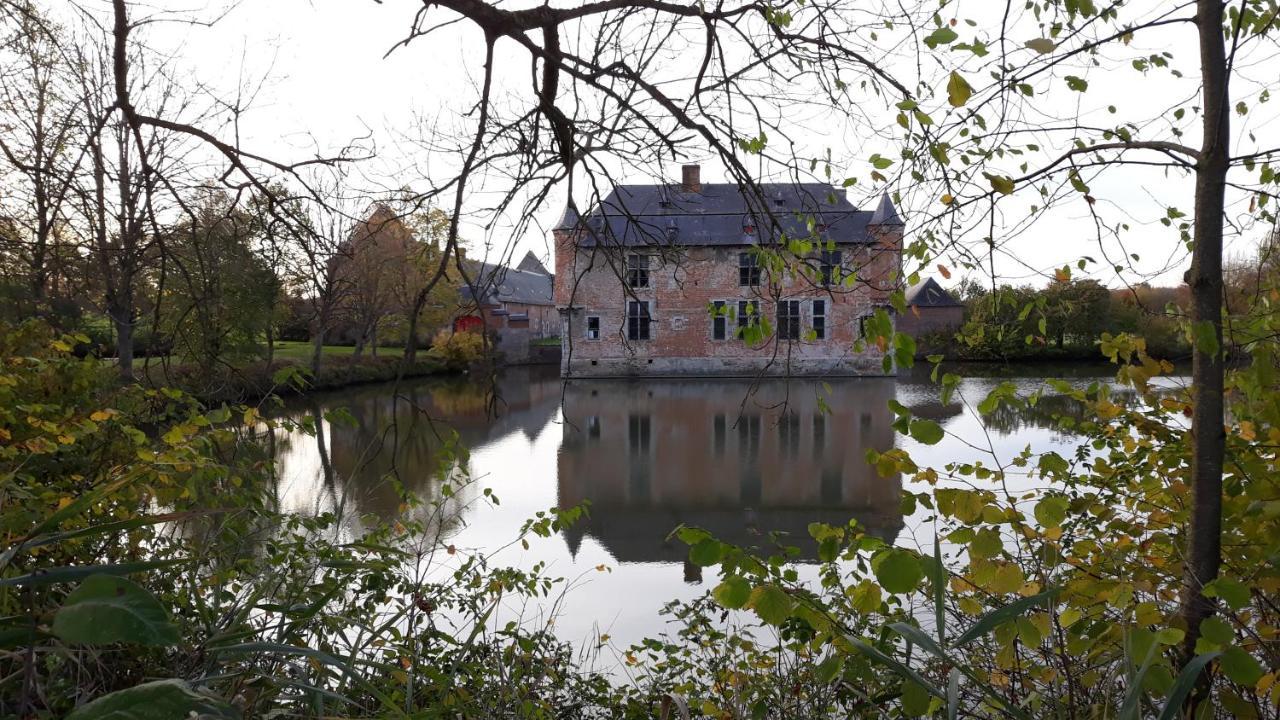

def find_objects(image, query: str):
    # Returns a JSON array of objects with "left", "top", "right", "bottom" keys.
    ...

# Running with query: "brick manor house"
[{"left": 552, "top": 165, "right": 904, "bottom": 377}]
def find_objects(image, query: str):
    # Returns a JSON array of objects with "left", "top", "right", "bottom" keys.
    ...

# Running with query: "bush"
[{"left": 427, "top": 328, "right": 488, "bottom": 369}]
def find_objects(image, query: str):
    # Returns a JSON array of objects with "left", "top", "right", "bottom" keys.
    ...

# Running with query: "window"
[
  {"left": 585, "top": 316, "right": 600, "bottom": 340},
  {"left": 779, "top": 411, "right": 800, "bottom": 458},
  {"left": 629, "top": 414, "right": 651, "bottom": 455},
  {"left": 626, "top": 254, "right": 650, "bottom": 288},
  {"left": 777, "top": 300, "right": 801, "bottom": 341},
  {"left": 819, "top": 250, "right": 842, "bottom": 286},
  {"left": 738, "top": 252, "right": 761, "bottom": 286},
  {"left": 812, "top": 300, "right": 826, "bottom": 340},
  {"left": 857, "top": 313, "right": 869, "bottom": 340},
  {"left": 627, "top": 300, "right": 652, "bottom": 341},
  {"left": 736, "top": 300, "right": 759, "bottom": 337},
  {"left": 711, "top": 300, "right": 727, "bottom": 340}
]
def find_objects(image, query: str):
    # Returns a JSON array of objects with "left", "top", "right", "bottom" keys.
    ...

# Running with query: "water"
[{"left": 269, "top": 363, "right": 1189, "bottom": 652}]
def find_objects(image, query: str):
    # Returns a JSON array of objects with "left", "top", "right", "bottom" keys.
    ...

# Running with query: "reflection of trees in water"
[
  {"left": 270, "top": 366, "right": 562, "bottom": 529},
  {"left": 558, "top": 379, "right": 904, "bottom": 567},
  {"left": 977, "top": 387, "right": 1144, "bottom": 436}
]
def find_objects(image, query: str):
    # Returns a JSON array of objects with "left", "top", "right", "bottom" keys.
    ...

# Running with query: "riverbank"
[{"left": 136, "top": 353, "right": 455, "bottom": 405}]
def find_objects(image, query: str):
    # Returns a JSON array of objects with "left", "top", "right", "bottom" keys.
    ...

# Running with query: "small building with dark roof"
[
  {"left": 897, "top": 277, "right": 964, "bottom": 345},
  {"left": 455, "top": 259, "right": 557, "bottom": 344},
  {"left": 551, "top": 164, "right": 904, "bottom": 377}
]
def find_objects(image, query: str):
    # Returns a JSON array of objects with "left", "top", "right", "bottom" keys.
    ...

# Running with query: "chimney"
[{"left": 681, "top": 164, "right": 701, "bottom": 193}]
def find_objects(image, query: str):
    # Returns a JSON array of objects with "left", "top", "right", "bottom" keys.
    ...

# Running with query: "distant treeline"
[{"left": 929, "top": 279, "right": 1190, "bottom": 362}]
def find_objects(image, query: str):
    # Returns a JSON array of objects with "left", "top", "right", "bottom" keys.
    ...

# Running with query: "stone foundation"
[{"left": 562, "top": 354, "right": 891, "bottom": 378}]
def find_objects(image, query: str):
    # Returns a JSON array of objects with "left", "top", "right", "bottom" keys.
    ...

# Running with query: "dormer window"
[
  {"left": 626, "top": 254, "right": 650, "bottom": 287},
  {"left": 739, "top": 252, "right": 761, "bottom": 286},
  {"left": 658, "top": 187, "right": 672, "bottom": 208}
]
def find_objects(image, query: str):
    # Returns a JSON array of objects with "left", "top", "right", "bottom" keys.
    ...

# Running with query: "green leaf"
[
  {"left": 873, "top": 549, "right": 924, "bottom": 594},
  {"left": 66, "top": 680, "right": 239, "bottom": 720},
  {"left": 1199, "top": 616, "right": 1233, "bottom": 646},
  {"left": 689, "top": 539, "right": 724, "bottom": 567},
  {"left": 1190, "top": 320, "right": 1221, "bottom": 358},
  {"left": 955, "top": 588, "right": 1059, "bottom": 646},
  {"left": 946, "top": 71, "right": 973, "bottom": 107},
  {"left": 1025, "top": 37, "right": 1056, "bottom": 54},
  {"left": 909, "top": 419, "right": 945, "bottom": 445},
  {"left": 712, "top": 576, "right": 752, "bottom": 609},
  {"left": 816, "top": 655, "right": 843, "bottom": 683},
  {"left": 1065, "top": 75, "right": 1089, "bottom": 92},
  {"left": 924, "top": 27, "right": 959, "bottom": 48},
  {"left": 747, "top": 584, "right": 794, "bottom": 625},
  {"left": 901, "top": 679, "right": 932, "bottom": 716},
  {"left": 983, "top": 172, "right": 1015, "bottom": 195},
  {"left": 1033, "top": 496, "right": 1070, "bottom": 527},
  {"left": 870, "top": 153, "right": 894, "bottom": 170},
  {"left": 0, "top": 560, "right": 184, "bottom": 589},
  {"left": 1203, "top": 578, "right": 1248, "bottom": 609},
  {"left": 1156, "top": 653, "right": 1220, "bottom": 720},
  {"left": 52, "top": 574, "right": 179, "bottom": 646},
  {"left": 1221, "top": 646, "right": 1264, "bottom": 686}
]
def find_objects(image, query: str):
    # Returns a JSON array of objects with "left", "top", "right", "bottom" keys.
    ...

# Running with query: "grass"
[{"left": 270, "top": 341, "right": 405, "bottom": 361}]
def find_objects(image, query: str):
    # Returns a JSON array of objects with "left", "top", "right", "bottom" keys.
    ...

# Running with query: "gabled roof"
[
  {"left": 870, "top": 192, "right": 904, "bottom": 226},
  {"left": 905, "top": 277, "right": 962, "bottom": 308},
  {"left": 574, "top": 182, "right": 900, "bottom": 248},
  {"left": 463, "top": 260, "right": 554, "bottom": 307},
  {"left": 516, "top": 250, "right": 550, "bottom": 275}
]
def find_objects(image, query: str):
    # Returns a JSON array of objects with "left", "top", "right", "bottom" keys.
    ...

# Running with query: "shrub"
[{"left": 427, "top": 328, "right": 488, "bottom": 369}]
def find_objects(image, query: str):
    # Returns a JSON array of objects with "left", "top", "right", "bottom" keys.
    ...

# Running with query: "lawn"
[{"left": 271, "top": 341, "right": 405, "bottom": 361}]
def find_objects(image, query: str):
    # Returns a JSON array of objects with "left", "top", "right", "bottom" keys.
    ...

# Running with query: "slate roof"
[
  {"left": 905, "top": 277, "right": 962, "bottom": 308},
  {"left": 516, "top": 250, "right": 550, "bottom": 275},
  {"left": 870, "top": 192, "right": 904, "bottom": 226},
  {"left": 463, "top": 260, "right": 554, "bottom": 307},
  {"left": 569, "top": 183, "right": 900, "bottom": 247}
]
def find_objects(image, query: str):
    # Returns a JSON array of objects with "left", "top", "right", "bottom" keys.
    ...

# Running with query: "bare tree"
[{"left": 0, "top": 6, "right": 81, "bottom": 312}]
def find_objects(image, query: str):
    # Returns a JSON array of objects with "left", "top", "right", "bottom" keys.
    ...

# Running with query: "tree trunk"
[
  {"left": 112, "top": 307, "right": 134, "bottom": 383},
  {"left": 311, "top": 328, "right": 326, "bottom": 376},
  {"left": 406, "top": 315, "right": 420, "bottom": 364},
  {"left": 1178, "top": 0, "right": 1229, "bottom": 707}
]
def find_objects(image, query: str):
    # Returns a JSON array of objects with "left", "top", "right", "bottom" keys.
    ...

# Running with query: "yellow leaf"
[
  {"left": 90, "top": 410, "right": 113, "bottom": 422},
  {"left": 1240, "top": 421, "right": 1257, "bottom": 441},
  {"left": 941, "top": 193, "right": 954, "bottom": 205}
]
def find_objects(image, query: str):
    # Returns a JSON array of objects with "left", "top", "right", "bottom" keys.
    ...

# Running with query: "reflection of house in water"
[{"left": 558, "top": 379, "right": 903, "bottom": 568}]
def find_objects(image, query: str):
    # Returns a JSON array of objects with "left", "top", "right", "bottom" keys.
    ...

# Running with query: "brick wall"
[
  {"left": 554, "top": 227, "right": 903, "bottom": 377},
  {"left": 897, "top": 306, "right": 964, "bottom": 338}
]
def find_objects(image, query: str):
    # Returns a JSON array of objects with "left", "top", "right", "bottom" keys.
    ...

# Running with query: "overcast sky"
[{"left": 96, "top": 0, "right": 1279, "bottom": 288}]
